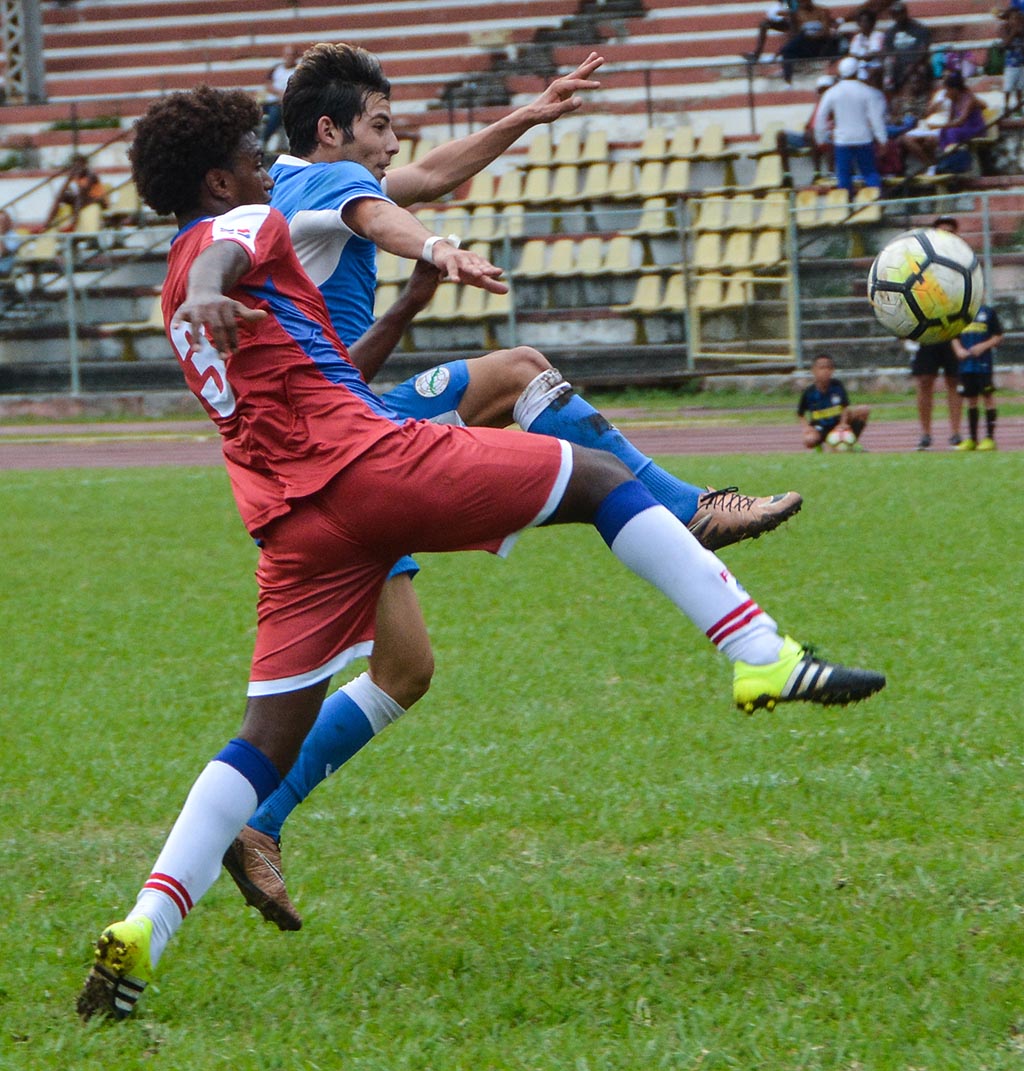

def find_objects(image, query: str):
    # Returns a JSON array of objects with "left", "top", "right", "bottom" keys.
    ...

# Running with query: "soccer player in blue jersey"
[
  {"left": 952, "top": 303, "right": 1003, "bottom": 451},
  {"left": 225, "top": 44, "right": 802, "bottom": 929},
  {"left": 76, "top": 87, "right": 884, "bottom": 1019}
]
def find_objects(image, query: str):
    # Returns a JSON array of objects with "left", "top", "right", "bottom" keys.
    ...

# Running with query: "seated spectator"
[
  {"left": 45, "top": 153, "right": 108, "bottom": 230},
  {"left": 742, "top": 0, "right": 798, "bottom": 63},
  {"left": 1000, "top": 7, "right": 1024, "bottom": 114},
  {"left": 848, "top": 9, "right": 885, "bottom": 77},
  {"left": 777, "top": 74, "right": 836, "bottom": 178},
  {"left": 897, "top": 73, "right": 950, "bottom": 169},
  {"left": 903, "top": 71, "right": 986, "bottom": 174},
  {"left": 779, "top": 0, "right": 843, "bottom": 84},
  {"left": 798, "top": 353, "right": 870, "bottom": 451},
  {"left": 883, "top": 2, "right": 932, "bottom": 90}
]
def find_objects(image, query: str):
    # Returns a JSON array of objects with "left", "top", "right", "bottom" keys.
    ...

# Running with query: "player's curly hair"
[
  {"left": 129, "top": 86, "right": 261, "bottom": 217},
  {"left": 283, "top": 43, "right": 391, "bottom": 157}
]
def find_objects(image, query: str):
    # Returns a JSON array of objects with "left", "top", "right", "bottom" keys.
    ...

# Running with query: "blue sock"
[
  {"left": 523, "top": 390, "right": 702, "bottom": 522},
  {"left": 249, "top": 688, "right": 375, "bottom": 841}
]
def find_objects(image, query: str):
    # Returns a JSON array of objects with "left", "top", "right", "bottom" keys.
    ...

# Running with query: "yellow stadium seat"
[
  {"left": 576, "top": 236, "right": 605, "bottom": 276},
  {"left": 580, "top": 128, "right": 609, "bottom": 164},
  {"left": 794, "top": 189, "right": 819, "bottom": 228},
  {"left": 849, "top": 186, "right": 881, "bottom": 224},
  {"left": 747, "top": 153, "right": 784, "bottom": 192},
  {"left": 693, "top": 276, "right": 724, "bottom": 308},
  {"left": 373, "top": 283, "right": 400, "bottom": 318},
  {"left": 376, "top": 250, "right": 407, "bottom": 284},
  {"left": 758, "top": 190, "right": 789, "bottom": 230},
  {"left": 661, "top": 271, "right": 687, "bottom": 312},
  {"left": 546, "top": 238, "right": 577, "bottom": 277},
  {"left": 626, "top": 197, "right": 677, "bottom": 237},
  {"left": 552, "top": 131, "right": 582, "bottom": 165},
  {"left": 750, "top": 229, "right": 784, "bottom": 269},
  {"left": 636, "top": 160, "right": 664, "bottom": 199},
  {"left": 577, "top": 161, "right": 611, "bottom": 202},
  {"left": 818, "top": 188, "right": 850, "bottom": 226},
  {"left": 606, "top": 160, "right": 637, "bottom": 200},
  {"left": 667, "top": 127, "right": 696, "bottom": 159},
  {"left": 467, "top": 204, "right": 498, "bottom": 242},
  {"left": 638, "top": 126, "right": 668, "bottom": 161},
  {"left": 662, "top": 159, "right": 691, "bottom": 197},
  {"left": 601, "top": 235, "right": 638, "bottom": 275},
  {"left": 493, "top": 169, "right": 524, "bottom": 205},
  {"left": 525, "top": 130, "right": 553, "bottom": 168},
  {"left": 693, "top": 196, "right": 728, "bottom": 232},
  {"left": 514, "top": 239, "right": 547, "bottom": 277},
  {"left": 419, "top": 283, "right": 458, "bottom": 322},
  {"left": 520, "top": 167, "right": 552, "bottom": 206},
  {"left": 725, "top": 194, "right": 758, "bottom": 230},
  {"left": 721, "top": 231, "right": 753, "bottom": 271},
  {"left": 460, "top": 171, "right": 496, "bottom": 205},
  {"left": 618, "top": 273, "right": 663, "bottom": 314},
  {"left": 548, "top": 164, "right": 580, "bottom": 203},
  {"left": 693, "top": 232, "right": 723, "bottom": 272}
]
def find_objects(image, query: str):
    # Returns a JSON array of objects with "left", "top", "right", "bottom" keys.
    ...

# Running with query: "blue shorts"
[
  {"left": 379, "top": 359, "right": 470, "bottom": 422},
  {"left": 381, "top": 360, "right": 471, "bottom": 579}
]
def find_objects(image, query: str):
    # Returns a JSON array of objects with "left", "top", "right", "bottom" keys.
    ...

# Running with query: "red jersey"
[{"left": 161, "top": 204, "right": 399, "bottom": 534}]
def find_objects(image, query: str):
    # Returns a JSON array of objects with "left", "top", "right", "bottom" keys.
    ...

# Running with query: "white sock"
[
  {"left": 128, "top": 760, "right": 259, "bottom": 966},
  {"left": 609, "top": 504, "right": 783, "bottom": 665}
]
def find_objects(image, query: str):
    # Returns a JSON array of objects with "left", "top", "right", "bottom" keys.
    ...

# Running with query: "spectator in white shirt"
[{"left": 814, "top": 55, "right": 888, "bottom": 194}]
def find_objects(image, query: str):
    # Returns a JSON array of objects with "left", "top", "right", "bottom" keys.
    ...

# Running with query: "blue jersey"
[
  {"left": 797, "top": 378, "right": 850, "bottom": 432},
  {"left": 269, "top": 155, "right": 389, "bottom": 347},
  {"left": 957, "top": 305, "right": 1001, "bottom": 375}
]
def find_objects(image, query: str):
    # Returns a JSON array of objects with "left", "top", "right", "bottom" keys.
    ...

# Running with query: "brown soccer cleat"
[
  {"left": 687, "top": 486, "right": 802, "bottom": 552},
  {"left": 223, "top": 825, "right": 303, "bottom": 931}
]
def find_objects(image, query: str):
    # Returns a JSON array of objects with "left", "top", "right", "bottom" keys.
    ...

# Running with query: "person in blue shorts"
[
  {"left": 797, "top": 352, "right": 870, "bottom": 450},
  {"left": 76, "top": 87, "right": 885, "bottom": 1019},
  {"left": 224, "top": 44, "right": 801, "bottom": 929},
  {"left": 952, "top": 302, "right": 1003, "bottom": 450}
]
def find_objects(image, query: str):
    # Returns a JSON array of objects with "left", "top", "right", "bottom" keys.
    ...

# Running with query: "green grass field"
[{"left": 2, "top": 452, "right": 1022, "bottom": 1070}]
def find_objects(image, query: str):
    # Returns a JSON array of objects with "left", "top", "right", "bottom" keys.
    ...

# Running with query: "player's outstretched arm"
[
  {"left": 385, "top": 52, "right": 603, "bottom": 207},
  {"left": 347, "top": 260, "right": 441, "bottom": 381},
  {"left": 345, "top": 197, "right": 508, "bottom": 293},
  {"left": 172, "top": 241, "right": 267, "bottom": 356}
]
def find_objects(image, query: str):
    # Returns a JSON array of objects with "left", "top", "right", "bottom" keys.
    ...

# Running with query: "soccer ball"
[
  {"left": 825, "top": 426, "right": 856, "bottom": 452},
  {"left": 868, "top": 228, "right": 982, "bottom": 344}
]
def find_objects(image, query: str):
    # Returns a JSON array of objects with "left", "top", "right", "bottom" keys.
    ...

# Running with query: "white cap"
[
  {"left": 816, "top": 74, "right": 836, "bottom": 89},
  {"left": 838, "top": 56, "right": 859, "bottom": 78}
]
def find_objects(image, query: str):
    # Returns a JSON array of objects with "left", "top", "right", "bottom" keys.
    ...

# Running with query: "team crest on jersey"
[{"left": 415, "top": 366, "right": 450, "bottom": 398}]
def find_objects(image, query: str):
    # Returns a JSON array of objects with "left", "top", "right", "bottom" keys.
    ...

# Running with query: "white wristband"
[{"left": 421, "top": 233, "right": 461, "bottom": 264}]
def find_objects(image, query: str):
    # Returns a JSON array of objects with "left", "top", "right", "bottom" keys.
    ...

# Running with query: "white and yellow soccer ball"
[
  {"left": 825, "top": 426, "right": 856, "bottom": 452},
  {"left": 868, "top": 228, "right": 982, "bottom": 344}
]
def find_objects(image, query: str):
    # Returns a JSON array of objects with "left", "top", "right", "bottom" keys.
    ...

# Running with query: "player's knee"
[
  {"left": 556, "top": 445, "right": 633, "bottom": 522},
  {"left": 506, "top": 346, "right": 553, "bottom": 385},
  {"left": 370, "top": 649, "right": 434, "bottom": 709},
  {"left": 803, "top": 427, "right": 822, "bottom": 449}
]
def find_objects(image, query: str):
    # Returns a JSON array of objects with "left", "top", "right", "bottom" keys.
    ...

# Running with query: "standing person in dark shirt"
[{"left": 952, "top": 302, "right": 1003, "bottom": 451}]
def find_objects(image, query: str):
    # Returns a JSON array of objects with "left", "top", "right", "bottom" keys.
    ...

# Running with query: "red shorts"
[{"left": 248, "top": 421, "right": 569, "bottom": 694}]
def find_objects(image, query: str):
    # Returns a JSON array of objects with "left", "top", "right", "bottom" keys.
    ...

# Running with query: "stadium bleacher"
[{"left": 0, "top": 0, "right": 1017, "bottom": 388}]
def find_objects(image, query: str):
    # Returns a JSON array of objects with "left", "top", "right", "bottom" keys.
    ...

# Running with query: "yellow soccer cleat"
[
  {"left": 77, "top": 917, "right": 153, "bottom": 1021},
  {"left": 976, "top": 438, "right": 996, "bottom": 451},
  {"left": 733, "top": 636, "right": 886, "bottom": 714}
]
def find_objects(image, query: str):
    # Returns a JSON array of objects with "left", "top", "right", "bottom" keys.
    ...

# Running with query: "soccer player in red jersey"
[{"left": 77, "top": 87, "right": 885, "bottom": 1021}]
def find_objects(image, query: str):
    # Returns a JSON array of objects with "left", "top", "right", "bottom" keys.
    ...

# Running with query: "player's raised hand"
[
  {"left": 173, "top": 293, "right": 267, "bottom": 356},
  {"left": 432, "top": 245, "right": 509, "bottom": 294},
  {"left": 526, "top": 52, "right": 604, "bottom": 124}
]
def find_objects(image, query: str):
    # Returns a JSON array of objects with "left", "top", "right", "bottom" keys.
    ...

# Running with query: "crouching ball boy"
[{"left": 77, "top": 87, "right": 885, "bottom": 1022}]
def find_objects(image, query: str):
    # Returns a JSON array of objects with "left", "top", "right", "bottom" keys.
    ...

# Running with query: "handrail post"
[{"left": 63, "top": 234, "right": 81, "bottom": 395}]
